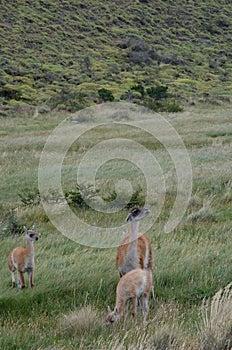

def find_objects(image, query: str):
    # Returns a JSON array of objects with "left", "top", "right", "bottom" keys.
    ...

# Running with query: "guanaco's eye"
[{"left": 131, "top": 208, "right": 140, "bottom": 216}]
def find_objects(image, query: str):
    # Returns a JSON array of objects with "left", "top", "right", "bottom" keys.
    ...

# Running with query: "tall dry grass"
[{"left": 199, "top": 283, "right": 232, "bottom": 350}]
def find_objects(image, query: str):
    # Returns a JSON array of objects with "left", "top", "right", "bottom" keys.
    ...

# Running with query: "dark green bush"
[
  {"left": 104, "top": 186, "right": 145, "bottom": 209},
  {"left": 98, "top": 88, "right": 114, "bottom": 102},
  {"left": 0, "top": 85, "right": 22, "bottom": 100},
  {"left": 131, "top": 83, "right": 145, "bottom": 97},
  {"left": 18, "top": 189, "right": 41, "bottom": 207},
  {"left": 49, "top": 89, "right": 88, "bottom": 112},
  {"left": 125, "top": 186, "right": 145, "bottom": 209},
  {"left": 0, "top": 205, "right": 24, "bottom": 237},
  {"left": 146, "top": 85, "right": 168, "bottom": 100},
  {"left": 65, "top": 184, "right": 98, "bottom": 208}
]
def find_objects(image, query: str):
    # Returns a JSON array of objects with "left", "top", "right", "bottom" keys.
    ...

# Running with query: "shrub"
[
  {"left": 120, "top": 89, "right": 142, "bottom": 102},
  {"left": 141, "top": 98, "right": 161, "bottom": 111},
  {"left": 0, "top": 206, "right": 24, "bottom": 237},
  {"left": 146, "top": 85, "right": 168, "bottom": 100},
  {"left": 0, "top": 84, "right": 22, "bottom": 100},
  {"left": 65, "top": 184, "right": 98, "bottom": 208},
  {"left": 131, "top": 83, "right": 145, "bottom": 97},
  {"left": 49, "top": 89, "right": 88, "bottom": 112},
  {"left": 140, "top": 98, "right": 183, "bottom": 113},
  {"left": 104, "top": 186, "right": 145, "bottom": 209},
  {"left": 162, "top": 102, "right": 183, "bottom": 113},
  {"left": 98, "top": 88, "right": 115, "bottom": 102},
  {"left": 125, "top": 186, "right": 145, "bottom": 209},
  {"left": 18, "top": 189, "right": 41, "bottom": 207},
  {"left": 124, "top": 36, "right": 158, "bottom": 65}
]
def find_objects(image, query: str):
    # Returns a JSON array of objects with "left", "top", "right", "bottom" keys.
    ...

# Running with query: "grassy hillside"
[
  {"left": 0, "top": 0, "right": 232, "bottom": 114},
  {"left": 0, "top": 104, "right": 231, "bottom": 349},
  {"left": 0, "top": 1, "right": 232, "bottom": 348}
]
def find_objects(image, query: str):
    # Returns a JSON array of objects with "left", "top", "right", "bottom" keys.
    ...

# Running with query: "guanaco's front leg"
[
  {"left": 132, "top": 297, "right": 137, "bottom": 319},
  {"left": 28, "top": 271, "right": 34, "bottom": 288}
]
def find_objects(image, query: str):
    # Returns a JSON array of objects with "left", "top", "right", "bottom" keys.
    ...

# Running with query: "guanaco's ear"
[
  {"left": 31, "top": 224, "right": 35, "bottom": 231},
  {"left": 114, "top": 306, "right": 119, "bottom": 314},
  {"left": 107, "top": 306, "right": 111, "bottom": 313},
  {"left": 23, "top": 226, "right": 28, "bottom": 233}
]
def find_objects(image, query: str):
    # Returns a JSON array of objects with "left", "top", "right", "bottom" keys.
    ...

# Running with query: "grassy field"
[{"left": 0, "top": 102, "right": 232, "bottom": 349}]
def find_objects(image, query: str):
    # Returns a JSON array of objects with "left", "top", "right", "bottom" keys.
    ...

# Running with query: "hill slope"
[{"left": 0, "top": 0, "right": 232, "bottom": 112}]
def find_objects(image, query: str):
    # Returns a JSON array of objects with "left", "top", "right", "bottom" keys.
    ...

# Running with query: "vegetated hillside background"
[{"left": 0, "top": 0, "right": 232, "bottom": 114}]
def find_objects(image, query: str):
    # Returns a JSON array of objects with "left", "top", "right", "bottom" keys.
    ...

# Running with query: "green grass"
[{"left": 0, "top": 103, "right": 232, "bottom": 349}]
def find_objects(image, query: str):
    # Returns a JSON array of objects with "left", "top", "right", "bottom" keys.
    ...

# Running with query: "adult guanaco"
[
  {"left": 106, "top": 268, "right": 152, "bottom": 325},
  {"left": 8, "top": 225, "right": 39, "bottom": 289},
  {"left": 116, "top": 207, "right": 154, "bottom": 298}
]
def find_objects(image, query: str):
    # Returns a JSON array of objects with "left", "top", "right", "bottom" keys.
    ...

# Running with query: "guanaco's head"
[
  {"left": 24, "top": 225, "right": 39, "bottom": 242},
  {"left": 105, "top": 306, "right": 120, "bottom": 326},
  {"left": 126, "top": 207, "right": 150, "bottom": 222}
]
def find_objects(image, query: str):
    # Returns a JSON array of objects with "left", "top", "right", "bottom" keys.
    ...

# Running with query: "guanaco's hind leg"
[
  {"left": 11, "top": 271, "right": 16, "bottom": 287},
  {"left": 18, "top": 271, "right": 26, "bottom": 289},
  {"left": 140, "top": 295, "right": 149, "bottom": 323},
  {"left": 148, "top": 269, "right": 155, "bottom": 300},
  {"left": 151, "top": 285, "right": 155, "bottom": 300},
  {"left": 8, "top": 254, "right": 16, "bottom": 287}
]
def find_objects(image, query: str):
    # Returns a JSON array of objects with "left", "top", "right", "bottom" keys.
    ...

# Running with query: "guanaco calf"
[
  {"left": 116, "top": 208, "right": 154, "bottom": 298},
  {"left": 8, "top": 225, "right": 39, "bottom": 288},
  {"left": 106, "top": 268, "right": 152, "bottom": 325}
]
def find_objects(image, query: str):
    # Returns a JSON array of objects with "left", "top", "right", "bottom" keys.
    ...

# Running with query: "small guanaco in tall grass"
[
  {"left": 8, "top": 225, "right": 39, "bottom": 289},
  {"left": 105, "top": 268, "right": 152, "bottom": 325}
]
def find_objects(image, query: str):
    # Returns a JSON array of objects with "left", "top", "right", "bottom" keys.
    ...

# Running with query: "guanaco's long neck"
[
  {"left": 130, "top": 220, "right": 139, "bottom": 241},
  {"left": 26, "top": 239, "right": 34, "bottom": 260},
  {"left": 130, "top": 220, "right": 139, "bottom": 249}
]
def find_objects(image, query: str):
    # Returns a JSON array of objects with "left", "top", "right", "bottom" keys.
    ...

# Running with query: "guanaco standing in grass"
[
  {"left": 8, "top": 225, "right": 39, "bottom": 288},
  {"left": 116, "top": 208, "right": 154, "bottom": 298},
  {"left": 106, "top": 268, "right": 152, "bottom": 325}
]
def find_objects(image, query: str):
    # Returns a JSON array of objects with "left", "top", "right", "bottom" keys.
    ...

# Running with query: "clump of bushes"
[
  {"left": 18, "top": 189, "right": 41, "bottom": 207},
  {"left": 64, "top": 184, "right": 98, "bottom": 208},
  {"left": 98, "top": 88, "right": 114, "bottom": 102},
  {"left": 48, "top": 88, "right": 89, "bottom": 112},
  {"left": 120, "top": 83, "right": 183, "bottom": 112},
  {"left": 0, "top": 205, "right": 24, "bottom": 237},
  {"left": 103, "top": 185, "right": 145, "bottom": 209},
  {"left": 18, "top": 184, "right": 146, "bottom": 211}
]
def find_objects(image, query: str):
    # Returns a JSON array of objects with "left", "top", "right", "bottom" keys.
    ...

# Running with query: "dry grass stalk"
[
  {"left": 200, "top": 283, "right": 232, "bottom": 349},
  {"left": 59, "top": 305, "right": 102, "bottom": 337}
]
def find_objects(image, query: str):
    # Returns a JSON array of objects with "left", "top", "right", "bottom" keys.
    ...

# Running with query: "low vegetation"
[{"left": 0, "top": 0, "right": 232, "bottom": 115}]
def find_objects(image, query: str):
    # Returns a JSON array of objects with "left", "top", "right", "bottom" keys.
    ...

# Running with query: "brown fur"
[
  {"left": 8, "top": 227, "right": 38, "bottom": 288},
  {"left": 116, "top": 234, "right": 153, "bottom": 276},
  {"left": 106, "top": 268, "right": 152, "bottom": 325}
]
